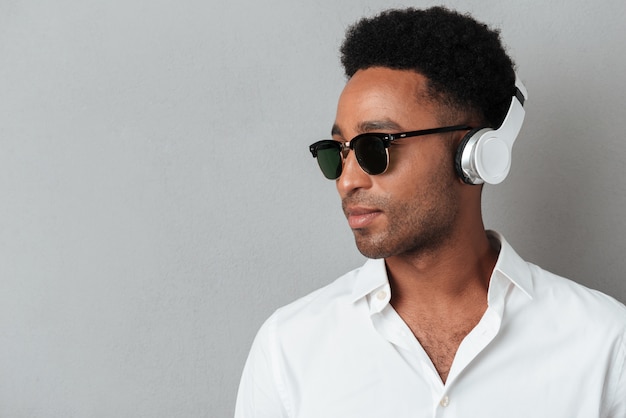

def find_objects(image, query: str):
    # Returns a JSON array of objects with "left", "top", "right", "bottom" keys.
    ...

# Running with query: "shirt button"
[
  {"left": 440, "top": 396, "right": 450, "bottom": 407},
  {"left": 376, "top": 290, "right": 387, "bottom": 300}
]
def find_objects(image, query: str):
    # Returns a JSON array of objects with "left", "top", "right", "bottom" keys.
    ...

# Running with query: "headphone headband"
[{"left": 493, "top": 78, "right": 527, "bottom": 150}]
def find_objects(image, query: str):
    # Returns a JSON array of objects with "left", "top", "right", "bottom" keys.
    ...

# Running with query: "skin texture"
[
  {"left": 335, "top": 70, "right": 461, "bottom": 260},
  {"left": 333, "top": 67, "right": 498, "bottom": 382}
]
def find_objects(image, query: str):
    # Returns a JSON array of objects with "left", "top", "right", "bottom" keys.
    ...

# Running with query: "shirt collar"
[
  {"left": 351, "top": 258, "right": 389, "bottom": 304},
  {"left": 487, "top": 230, "right": 534, "bottom": 301},
  {"left": 350, "top": 231, "right": 534, "bottom": 311},
  {"left": 351, "top": 258, "right": 392, "bottom": 315}
]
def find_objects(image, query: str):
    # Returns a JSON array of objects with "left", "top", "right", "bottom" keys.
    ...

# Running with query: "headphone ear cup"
[
  {"left": 454, "top": 77, "right": 527, "bottom": 185},
  {"left": 455, "top": 128, "right": 487, "bottom": 185}
]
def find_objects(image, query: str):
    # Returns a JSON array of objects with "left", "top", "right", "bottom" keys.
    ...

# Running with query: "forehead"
[{"left": 334, "top": 67, "right": 439, "bottom": 134}]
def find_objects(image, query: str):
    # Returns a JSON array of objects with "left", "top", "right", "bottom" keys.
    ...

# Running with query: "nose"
[{"left": 336, "top": 150, "right": 372, "bottom": 197}]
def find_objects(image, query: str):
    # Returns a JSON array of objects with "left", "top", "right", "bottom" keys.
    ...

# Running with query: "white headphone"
[{"left": 454, "top": 76, "right": 528, "bottom": 185}]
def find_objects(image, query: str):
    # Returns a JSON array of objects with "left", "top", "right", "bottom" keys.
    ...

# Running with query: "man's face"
[{"left": 332, "top": 67, "right": 464, "bottom": 259}]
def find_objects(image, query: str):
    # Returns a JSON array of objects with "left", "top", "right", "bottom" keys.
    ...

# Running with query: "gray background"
[{"left": 1, "top": 0, "right": 625, "bottom": 416}]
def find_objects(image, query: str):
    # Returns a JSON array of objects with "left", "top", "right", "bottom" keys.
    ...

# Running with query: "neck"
[{"left": 385, "top": 227, "right": 498, "bottom": 310}]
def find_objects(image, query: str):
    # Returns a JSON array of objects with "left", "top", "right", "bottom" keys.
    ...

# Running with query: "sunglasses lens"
[
  {"left": 353, "top": 136, "right": 388, "bottom": 175},
  {"left": 315, "top": 142, "right": 342, "bottom": 180}
]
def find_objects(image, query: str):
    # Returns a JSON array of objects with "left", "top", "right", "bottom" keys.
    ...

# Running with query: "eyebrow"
[{"left": 331, "top": 120, "right": 404, "bottom": 138}]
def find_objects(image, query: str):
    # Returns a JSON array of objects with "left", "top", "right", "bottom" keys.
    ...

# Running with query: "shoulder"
[
  {"left": 527, "top": 262, "right": 626, "bottom": 331},
  {"left": 269, "top": 263, "right": 365, "bottom": 328},
  {"left": 253, "top": 259, "right": 386, "bottom": 355},
  {"left": 491, "top": 231, "right": 626, "bottom": 331}
]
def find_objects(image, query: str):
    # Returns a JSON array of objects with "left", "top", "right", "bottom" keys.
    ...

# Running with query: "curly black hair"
[{"left": 340, "top": 7, "right": 516, "bottom": 128}]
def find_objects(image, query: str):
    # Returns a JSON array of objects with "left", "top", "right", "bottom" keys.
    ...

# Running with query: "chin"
[{"left": 354, "top": 234, "right": 394, "bottom": 259}]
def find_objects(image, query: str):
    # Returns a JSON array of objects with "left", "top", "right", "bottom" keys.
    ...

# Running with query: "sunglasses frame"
[{"left": 309, "top": 124, "right": 472, "bottom": 179}]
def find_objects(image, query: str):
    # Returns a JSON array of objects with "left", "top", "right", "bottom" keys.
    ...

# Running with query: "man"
[{"left": 235, "top": 7, "right": 626, "bottom": 417}]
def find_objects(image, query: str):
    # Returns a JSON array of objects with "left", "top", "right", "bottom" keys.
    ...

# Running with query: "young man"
[{"left": 235, "top": 7, "right": 626, "bottom": 417}]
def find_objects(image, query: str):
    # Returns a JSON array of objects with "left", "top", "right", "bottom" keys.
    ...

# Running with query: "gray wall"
[{"left": 1, "top": 0, "right": 625, "bottom": 416}]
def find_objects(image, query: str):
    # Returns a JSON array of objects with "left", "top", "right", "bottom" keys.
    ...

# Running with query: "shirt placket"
[
  {"left": 369, "top": 286, "right": 447, "bottom": 417},
  {"left": 368, "top": 278, "right": 508, "bottom": 418}
]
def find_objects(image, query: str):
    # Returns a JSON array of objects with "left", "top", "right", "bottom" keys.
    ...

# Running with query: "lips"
[{"left": 344, "top": 206, "right": 382, "bottom": 229}]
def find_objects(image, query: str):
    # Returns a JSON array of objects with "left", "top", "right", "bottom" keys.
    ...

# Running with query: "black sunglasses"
[{"left": 309, "top": 125, "right": 472, "bottom": 180}]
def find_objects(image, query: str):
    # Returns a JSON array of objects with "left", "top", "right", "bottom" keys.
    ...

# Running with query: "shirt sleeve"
[{"left": 234, "top": 315, "right": 289, "bottom": 418}]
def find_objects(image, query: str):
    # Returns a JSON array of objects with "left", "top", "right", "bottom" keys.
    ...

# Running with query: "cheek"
[
  {"left": 381, "top": 144, "right": 459, "bottom": 204},
  {"left": 385, "top": 145, "right": 422, "bottom": 179},
  {"left": 386, "top": 142, "right": 450, "bottom": 182}
]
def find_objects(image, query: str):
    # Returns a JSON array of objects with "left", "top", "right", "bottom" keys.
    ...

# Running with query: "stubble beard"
[{"left": 347, "top": 176, "right": 459, "bottom": 260}]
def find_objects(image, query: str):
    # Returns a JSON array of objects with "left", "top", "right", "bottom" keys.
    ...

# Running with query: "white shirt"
[{"left": 235, "top": 232, "right": 626, "bottom": 417}]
